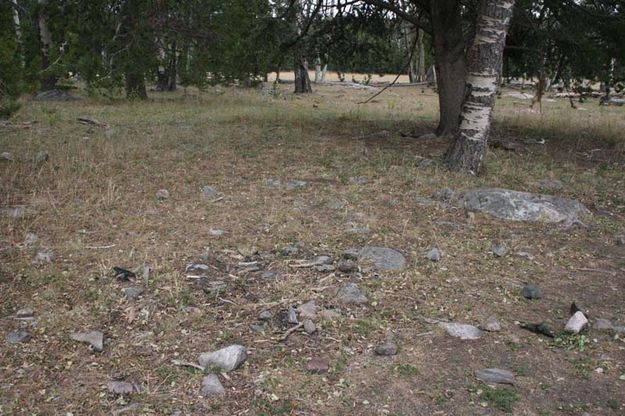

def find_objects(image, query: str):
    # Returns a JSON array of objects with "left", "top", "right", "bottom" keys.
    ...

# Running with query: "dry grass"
[{"left": 1, "top": 83, "right": 625, "bottom": 415}]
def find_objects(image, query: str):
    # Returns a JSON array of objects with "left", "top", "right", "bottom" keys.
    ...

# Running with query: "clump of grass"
[{"left": 479, "top": 385, "right": 520, "bottom": 413}]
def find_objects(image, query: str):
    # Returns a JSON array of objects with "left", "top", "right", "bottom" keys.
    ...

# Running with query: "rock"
[
  {"left": 312, "top": 255, "right": 332, "bottom": 266},
  {"left": 285, "top": 180, "right": 307, "bottom": 190},
  {"left": 258, "top": 310, "right": 273, "bottom": 321},
  {"left": 16, "top": 308, "right": 34, "bottom": 319},
  {"left": 374, "top": 341, "right": 398, "bottom": 356},
  {"left": 491, "top": 242, "right": 508, "bottom": 258},
  {"left": 475, "top": 368, "right": 516, "bottom": 385},
  {"left": 33, "top": 250, "right": 54, "bottom": 263},
  {"left": 616, "top": 236, "right": 625, "bottom": 246},
  {"left": 200, "top": 374, "right": 225, "bottom": 396},
  {"left": 522, "top": 284, "right": 543, "bottom": 300},
  {"left": 266, "top": 178, "right": 282, "bottom": 188},
  {"left": 201, "top": 186, "right": 219, "bottom": 199},
  {"left": 282, "top": 244, "right": 300, "bottom": 256},
  {"left": 593, "top": 318, "right": 615, "bottom": 331},
  {"left": 426, "top": 247, "right": 442, "bottom": 262},
  {"left": 307, "top": 356, "right": 329, "bottom": 373},
  {"left": 287, "top": 306, "right": 299, "bottom": 324},
  {"left": 22, "top": 233, "right": 38, "bottom": 247},
  {"left": 122, "top": 286, "right": 144, "bottom": 300},
  {"left": 209, "top": 228, "right": 225, "bottom": 237},
  {"left": 156, "top": 189, "right": 170, "bottom": 199},
  {"left": 315, "top": 264, "right": 335, "bottom": 272},
  {"left": 338, "top": 259, "right": 357, "bottom": 273},
  {"left": 461, "top": 188, "right": 591, "bottom": 225},
  {"left": 359, "top": 246, "right": 407, "bottom": 271},
  {"left": 565, "top": 311, "right": 588, "bottom": 334},
  {"left": 198, "top": 345, "right": 247, "bottom": 372},
  {"left": 250, "top": 323, "right": 266, "bottom": 333},
  {"left": 349, "top": 176, "right": 368, "bottom": 185},
  {"left": 297, "top": 301, "right": 317, "bottom": 320},
  {"left": 71, "top": 331, "right": 104, "bottom": 352},
  {"left": 439, "top": 322, "right": 482, "bottom": 340},
  {"left": 480, "top": 316, "right": 502, "bottom": 332},
  {"left": 6, "top": 330, "right": 32, "bottom": 344},
  {"left": 342, "top": 249, "right": 360, "bottom": 261},
  {"left": 336, "top": 283, "right": 368, "bottom": 305},
  {"left": 0, "top": 152, "right": 13, "bottom": 161},
  {"left": 303, "top": 319, "right": 316, "bottom": 334},
  {"left": 107, "top": 381, "right": 139, "bottom": 395}
]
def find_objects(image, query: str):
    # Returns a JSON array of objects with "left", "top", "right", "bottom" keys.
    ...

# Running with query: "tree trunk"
[
  {"left": 167, "top": 40, "right": 177, "bottom": 91},
  {"left": 416, "top": 28, "right": 426, "bottom": 82},
  {"left": 294, "top": 56, "right": 312, "bottom": 94},
  {"left": 430, "top": 0, "right": 467, "bottom": 137},
  {"left": 314, "top": 55, "right": 322, "bottom": 83},
  {"left": 38, "top": 0, "right": 56, "bottom": 91},
  {"left": 444, "top": 0, "right": 516, "bottom": 174}
]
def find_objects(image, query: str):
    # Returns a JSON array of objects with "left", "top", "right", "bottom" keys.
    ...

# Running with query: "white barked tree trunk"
[{"left": 444, "top": 0, "right": 516, "bottom": 174}]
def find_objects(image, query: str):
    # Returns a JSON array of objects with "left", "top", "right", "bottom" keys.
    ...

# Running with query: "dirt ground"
[{"left": 1, "top": 82, "right": 625, "bottom": 415}]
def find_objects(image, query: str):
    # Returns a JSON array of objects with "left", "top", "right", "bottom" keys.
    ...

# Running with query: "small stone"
[
  {"left": 285, "top": 180, "right": 307, "bottom": 190},
  {"left": 70, "top": 331, "right": 104, "bottom": 352},
  {"left": 426, "top": 247, "right": 442, "bottom": 262},
  {"left": 250, "top": 323, "right": 266, "bottom": 333},
  {"left": 156, "top": 189, "right": 170, "bottom": 199},
  {"left": 336, "top": 283, "right": 368, "bottom": 305},
  {"left": 359, "top": 246, "right": 406, "bottom": 271},
  {"left": 307, "top": 356, "right": 329, "bottom": 373},
  {"left": 198, "top": 345, "right": 247, "bottom": 372},
  {"left": 201, "top": 374, "right": 225, "bottom": 396},
  {"left": 282, "top": 244, "right": 300, "bottom": 256},
  {"left": 287, "top": 306, "right": 299, "bottom": 324},
  {"left": 565, "top": 311, "right": 588, "bottom": 334},
  {"left": 34, "top": 250, "right": 54, "bottom": 263},
  {"left": 0, "top": 152, "right": 13, "bottom": 161},
  {"left": 338, "top": 260, "right": 357, "bottom": 273},
  {"left": 342, "top": 249, "right": 360, "bottom": 261},
  {"left": 491, "top": 242, "right": 508, "bottom": 258},
  {"left": 122, "top": 286, "right": 144, "bottom": 300},
  {"left": 209, "top": 228, "right": 225, "bottom": 237},
  {"left": 258, "top": 310, "right": 272, "bottom": 321},
  {"left": 349, "top": 176, "right": 368, "bottom": 185},
  {"left": 16, "top": 308, "right": 34, "bottom": 319},
  {"left": 315, "top": 264, "right": 335, "bottom": 272},
  {"left": 22, "top": 233, "right": 38, "bottom": 247},
  {"left": 107, "top": 381, "right": 138, "bottom": 395},
  {"left": 303, "top": 319, "right": 316, "bottom": 334},
  {"left": 266, "top": 178, "right": 282, "bottom": 188},
  {"left": 6, "top": 330, "right": 32, "bottom": 344},
  {"left": 439, "top": 322, "right": 482, "bottom": 340},
  {"left": 201, "top": 186, "right": 219, "bottom": 199},
  {"left": 297, "top": 301, "right": 317, "bottom": 320},
  {"left": 475, "top": 368, "right": 516, "bottom": 385},
  {"left": 374, "top": 341, "right": 398, "bottom": 356},
  {"left": 522, "top": 284, "right": 543, "bottom": 300},
  {"left": 480, "top": 316, "right": 502, "bottom": 332},
  {"left": 312, "top": 255, "right": 332, "bottom": 266}
]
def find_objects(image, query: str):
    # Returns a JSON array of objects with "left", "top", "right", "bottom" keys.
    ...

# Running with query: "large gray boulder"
[
  {"left": 359, "top": 246, "right": 407, "bottom": 271},
  {"left": 198, "top": 345, "right": 247, "bottom": 372},
  {"left": 461, "top": 188, "right": 590, "bottom": 225}
]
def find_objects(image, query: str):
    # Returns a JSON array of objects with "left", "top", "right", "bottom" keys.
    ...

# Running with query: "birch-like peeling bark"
[{"left": 444, "top": 0, "right": 516, "bottom": 174}]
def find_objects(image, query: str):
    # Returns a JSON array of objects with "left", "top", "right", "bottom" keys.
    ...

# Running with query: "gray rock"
[
  {"left": 107, "top": 381, "right": 139, "bottom": 395},
  {"left": 431, "top": 188, "right": 455, "bottom": 202},
  {"left": 71, "top": 331, "right": 104, "bottom": 352},
  {"left": 250, "top": 323, "right": 266, "bottom": 333},
  {"left": 201, "top": 374, "right": 225, "bottom": 396},
  {"left": 315, "top": 264, "right": 335, "bottom": 272},
  {"left": 266, "top": 178, "right": 282, "bottom": 188},
  {"left": 594, "top": 318, "right": 615, "bottom": 330},
  {"left": 349, "top": 176, "right": 368, "bottom": 185},
  {"left": 522, "top": 284, "right": 543, "bottom": 300},
  {"left": 374, "top": 341, "right": 398, "bottom": 356},
  {"left": 122, "top": 286, "right": 144, "bottom": 300},
  {"left": 287, "top": 306, "right": 299, "bottom": 324},
  {"left": 307, "top": 356, "right": 329, "bottom": 373},
  {"left": 338, "top": 259, "right": 357, "bottom": 273},
  {"left": 198, "top": 345, "right": 247, "bottom": 372},
  {"left": 359, "top": 246, "right": 407, "bottom": 271},
  {"left": 201, "top": 186, "right": 219, "bottom": 199},
  {"left": 283, "top": 244, "right": 300, "bottom": 256},
  {"left": 475, "top": 368, "right": 516, "bottom": 385},
  {"left": 342, "top": 249, "right": 360, "bottom": 260},
  {"left": 303, "top": 319, "right": 316, "bottom": 334},
  {"left": 534, "top": 179, "right": 564, "bottom": 192},
  {"left": 6, "top": 330, "right": 32, "bottom": 343},
  {"left": 312, "top": 255, "right": 332, "bottom": 265},
  {"left": 439, "top": 322, "right": 482, "bottom": 340},
  {"left": 480, "top": 316, "right": 502, "bottom": 332},
  {"left": 491, "top": 242, "right": 508, "bottom": 258},
  {"left": 297, "top": 301, "right": 317, "bottom": 320},
  {"left": 209, "top": 228, "right": 225, "bottom": 237},
  {"left": 462, "top": 188, "right": 591, "bottom": 225},
  {"left": 23, "top": 233, "right": 38, "bottom": 247},
  {"left": 34, "top": 250, "right": 54, "bottom": 263},
  {"left": 285, "top": 180, "right": 307, "bottom": 190},
  {"left": 0, "top": 152, "right": 13, "bottom": 161},
  {"left": 336, "top": 283, "right": 368, "bottom": 305},
  {"left": 565, "top": 311, "right": 588, "bottom": 334},
  {"left": 426, "top": 247, "right": 442, "bottom": 262},
  {"left": 16, "top": 308, "right": 34, "bottom": 319},
  {"left": 155, "top": 189, "right": 170, "bottom": 199},
  {"left": 258, "top": 310, "right": 273, "bottom": 321}
]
